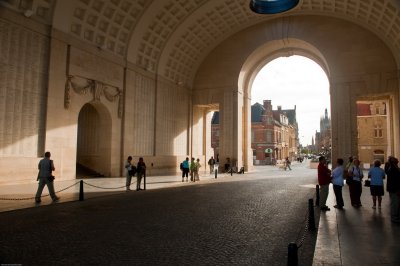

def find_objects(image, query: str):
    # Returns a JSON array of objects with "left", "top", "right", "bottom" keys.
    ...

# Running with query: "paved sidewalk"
[
  {"left": 0, "top": 171, "right": 238, "bottom": 213},
  {"left": 1, "top": 165, "right": 400, "bottom": 265},
  {"left": 313, "top": 182, "right": 400, "bottom": 265},
  {"left": 0, "top": 166, "right": 316, "bottom": 265}
]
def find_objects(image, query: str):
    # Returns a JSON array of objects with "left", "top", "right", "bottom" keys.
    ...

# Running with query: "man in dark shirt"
[
  {"left": 318, "top": 156, "right": 332, "bottom": 211},
  {"left": 386, "top": 157, "right": 400, "bottom": 223}
]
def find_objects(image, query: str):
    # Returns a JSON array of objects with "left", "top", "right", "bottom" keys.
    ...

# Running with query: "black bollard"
[
  {"left": 215, "top": 169, "right": 217, "bottom": 179},
  {"left": 308, "top": 198, "right": 316, "bottom": 231},
  {"left": 79, "top": 180, "right": 84, "bottom": 201},
  {"left": 287, "top": 242, "right": 298, "bottom": 266},
  {"left": 144, "top": 173, "right": 146, "bottom": 190},
  {"left": 316, "top": 185, "right": 320, "bottom": 206},
  {"left": 230, "top": 168, "right": 233, "bottom": 176}
]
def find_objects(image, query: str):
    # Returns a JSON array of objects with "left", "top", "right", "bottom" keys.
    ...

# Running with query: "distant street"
[{"left": 0, "top": 161, "right": 320, "bottom": 265}]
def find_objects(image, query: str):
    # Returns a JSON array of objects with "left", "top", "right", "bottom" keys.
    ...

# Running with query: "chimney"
[{"left": 263, "top": 100, "right": 272, "bottom": 111}]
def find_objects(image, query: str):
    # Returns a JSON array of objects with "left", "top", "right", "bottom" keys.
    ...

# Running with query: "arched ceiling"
[{"left": 2, "top": 0, "right": 400, "bottom": 86}]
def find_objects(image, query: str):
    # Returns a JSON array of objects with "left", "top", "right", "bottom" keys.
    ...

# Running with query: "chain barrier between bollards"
[
  {"left": 308, "top": 198, "right": 316, "bottom": 231},
  {"left": 288, "top": 195, "right": 317, "bottom": 265},
  {"left": 0, "top": 179, "right": 139, "bottom": 203},
  {"left": 0, "top": 181, "right": 80, "bottom": 201}
]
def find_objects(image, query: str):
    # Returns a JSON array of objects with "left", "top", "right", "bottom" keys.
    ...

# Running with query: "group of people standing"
[
  {"left": 125, "top": 156, "right": 146, "bottom": 191},
  {"left": 318, "top": 155, "right": 400, "bottom": 223},
  {"left": 180, "top": 157, "right": 203, "bottom": 182}
]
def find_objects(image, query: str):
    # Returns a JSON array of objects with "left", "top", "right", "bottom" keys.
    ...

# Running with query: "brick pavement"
[{"left": 0, "top": 163, "right": 318, "bottom": 265}]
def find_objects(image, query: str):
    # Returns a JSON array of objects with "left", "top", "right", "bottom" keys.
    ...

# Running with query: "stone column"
[
  {"left": 330, "top": 81, "right": 358, "bottom": 161},
  {"left": 218, "top": 88, "right": 243, "bottom": 171}
]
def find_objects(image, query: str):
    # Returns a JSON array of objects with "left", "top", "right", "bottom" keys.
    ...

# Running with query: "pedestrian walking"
[
  {"left": 368, "top": 160, "right": 385, "bottom": 209},
  {"left": 136, "top": 157, "right": 146, "bottom": 191},
  {"left": 35, "top": 151, "right": 60, "bottom": 203},
  {"left": 331, "top": 158, "right": 345, "bottom": 209},
  {"left": 208, "top": 156, "right": 215, "bottom": 174},
  {"left": 348, "top": 158, "right": 364, "bottom": 207},
  {"left": 385, "top": 157, "right": 400, "bottom": 222},
  {"left": 318, "top": 156, "right": 331, "bottom": 211},
  {"left": 181, "top": 157, "right": 190, "bottom": 182},
  {"left": 285, "top": 157, "right": 292, "bottom": 170}
]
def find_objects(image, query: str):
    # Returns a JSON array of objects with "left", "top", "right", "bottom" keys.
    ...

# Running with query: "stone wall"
[
  {"left": 0, "top": 14, "right": 50, "bottom": 183},
  {"left": 0, "top": 19, "right": 49, "bottom": 157}
]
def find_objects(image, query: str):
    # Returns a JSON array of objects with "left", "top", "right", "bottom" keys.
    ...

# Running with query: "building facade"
[
  {"left": 315, "top": 109, "right": 332, "bottom": 159},
  {"left": 212, "top": 100, "right": 299, "bottom": 165},
  {"left": 357, "top": 100, "right": 389, "bottom": 165}
]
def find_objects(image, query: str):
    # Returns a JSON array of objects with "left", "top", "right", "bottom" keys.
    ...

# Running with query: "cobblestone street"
[{"left": 0, "top": 163, "right": 319, "bottom": 265}]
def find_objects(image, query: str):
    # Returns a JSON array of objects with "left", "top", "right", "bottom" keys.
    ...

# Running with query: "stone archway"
[
  {"left": 193, "top": 15, "right": 399, "bottom": 172},
  {"left": 239, "top": 39, "right": 331, "bottom": 171},
  {"left": 76, "top": 102, "right": 112, "bottom": 177}
]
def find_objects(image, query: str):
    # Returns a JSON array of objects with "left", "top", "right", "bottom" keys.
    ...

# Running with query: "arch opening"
[
  {"left": 238, "top": 39, "right": 331, "bottom": 170},
  {"left": 76, "top": 102, "right": 112, "bottom": 178}
]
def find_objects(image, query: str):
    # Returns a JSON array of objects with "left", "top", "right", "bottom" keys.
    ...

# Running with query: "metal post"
[
  {"left": 230, "top": 168, "right": 233, "bottom": 176},
  {"left": 215, "top": 169, "right": 217, "bottom": 179},
  {"left": 308, "top": 198, "right": 316, "bottom": 231},
  {"left": 79, "top": 180, "right": 84, "bottom": 201},
  {"left": 144, "top": 173, "right": 146, "bottom": 190},
  {"left": 316, "top": 185, "right": 320, "bottom": 206},
  {"left": 287, "top": 242, "right": 298, "bottom": 266}
]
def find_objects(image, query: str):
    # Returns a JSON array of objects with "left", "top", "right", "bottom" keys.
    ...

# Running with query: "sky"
[{"left": 251, "top": 55, "right": 330, "bottom": 146}]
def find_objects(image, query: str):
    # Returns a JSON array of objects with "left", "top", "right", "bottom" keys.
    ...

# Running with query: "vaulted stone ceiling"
[{"left": 3, "top": 0, "right": 400, "bottom": 85}]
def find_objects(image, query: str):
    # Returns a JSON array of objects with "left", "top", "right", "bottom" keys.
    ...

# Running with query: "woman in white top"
[
  {"left": 331, "top": 158, "right": 345, "bottom": 209},
  {"left": 348, "top": 158, "right": 364, "bottom": 207}
]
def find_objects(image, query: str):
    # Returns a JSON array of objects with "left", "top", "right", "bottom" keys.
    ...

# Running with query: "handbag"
[
  {"left": 364, "top": 179, "right": 371, "bottom": 187},
  {"left": 128, "top": 166, "right": 137, "bottom": 177}
]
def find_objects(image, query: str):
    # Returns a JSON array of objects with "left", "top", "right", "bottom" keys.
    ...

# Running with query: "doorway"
[{"left": 76, "top": 102, "right": 112, "bottom": 178}]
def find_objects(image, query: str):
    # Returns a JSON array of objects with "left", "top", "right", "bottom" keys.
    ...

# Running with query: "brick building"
[
  {"left": 357, "top": 100, "right": 389, "bottom": 164},
  {"left": 212, "top": 100, "right": 299, "bottom": 165}
]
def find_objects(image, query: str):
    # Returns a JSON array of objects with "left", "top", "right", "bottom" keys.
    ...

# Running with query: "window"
[
  {"left": 374, "top": 125, "right": 383, "bottom": 138},
  {"left": 249, "top": 0, "right": 299, "bottom": 14},
  {"left": 266, "top": 131, "right": 272, "bottom": 143}
]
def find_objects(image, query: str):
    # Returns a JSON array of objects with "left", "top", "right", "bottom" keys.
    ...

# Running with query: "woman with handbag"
[{"left": 368, "top": 160, "right": 385, "bottom": 209}]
